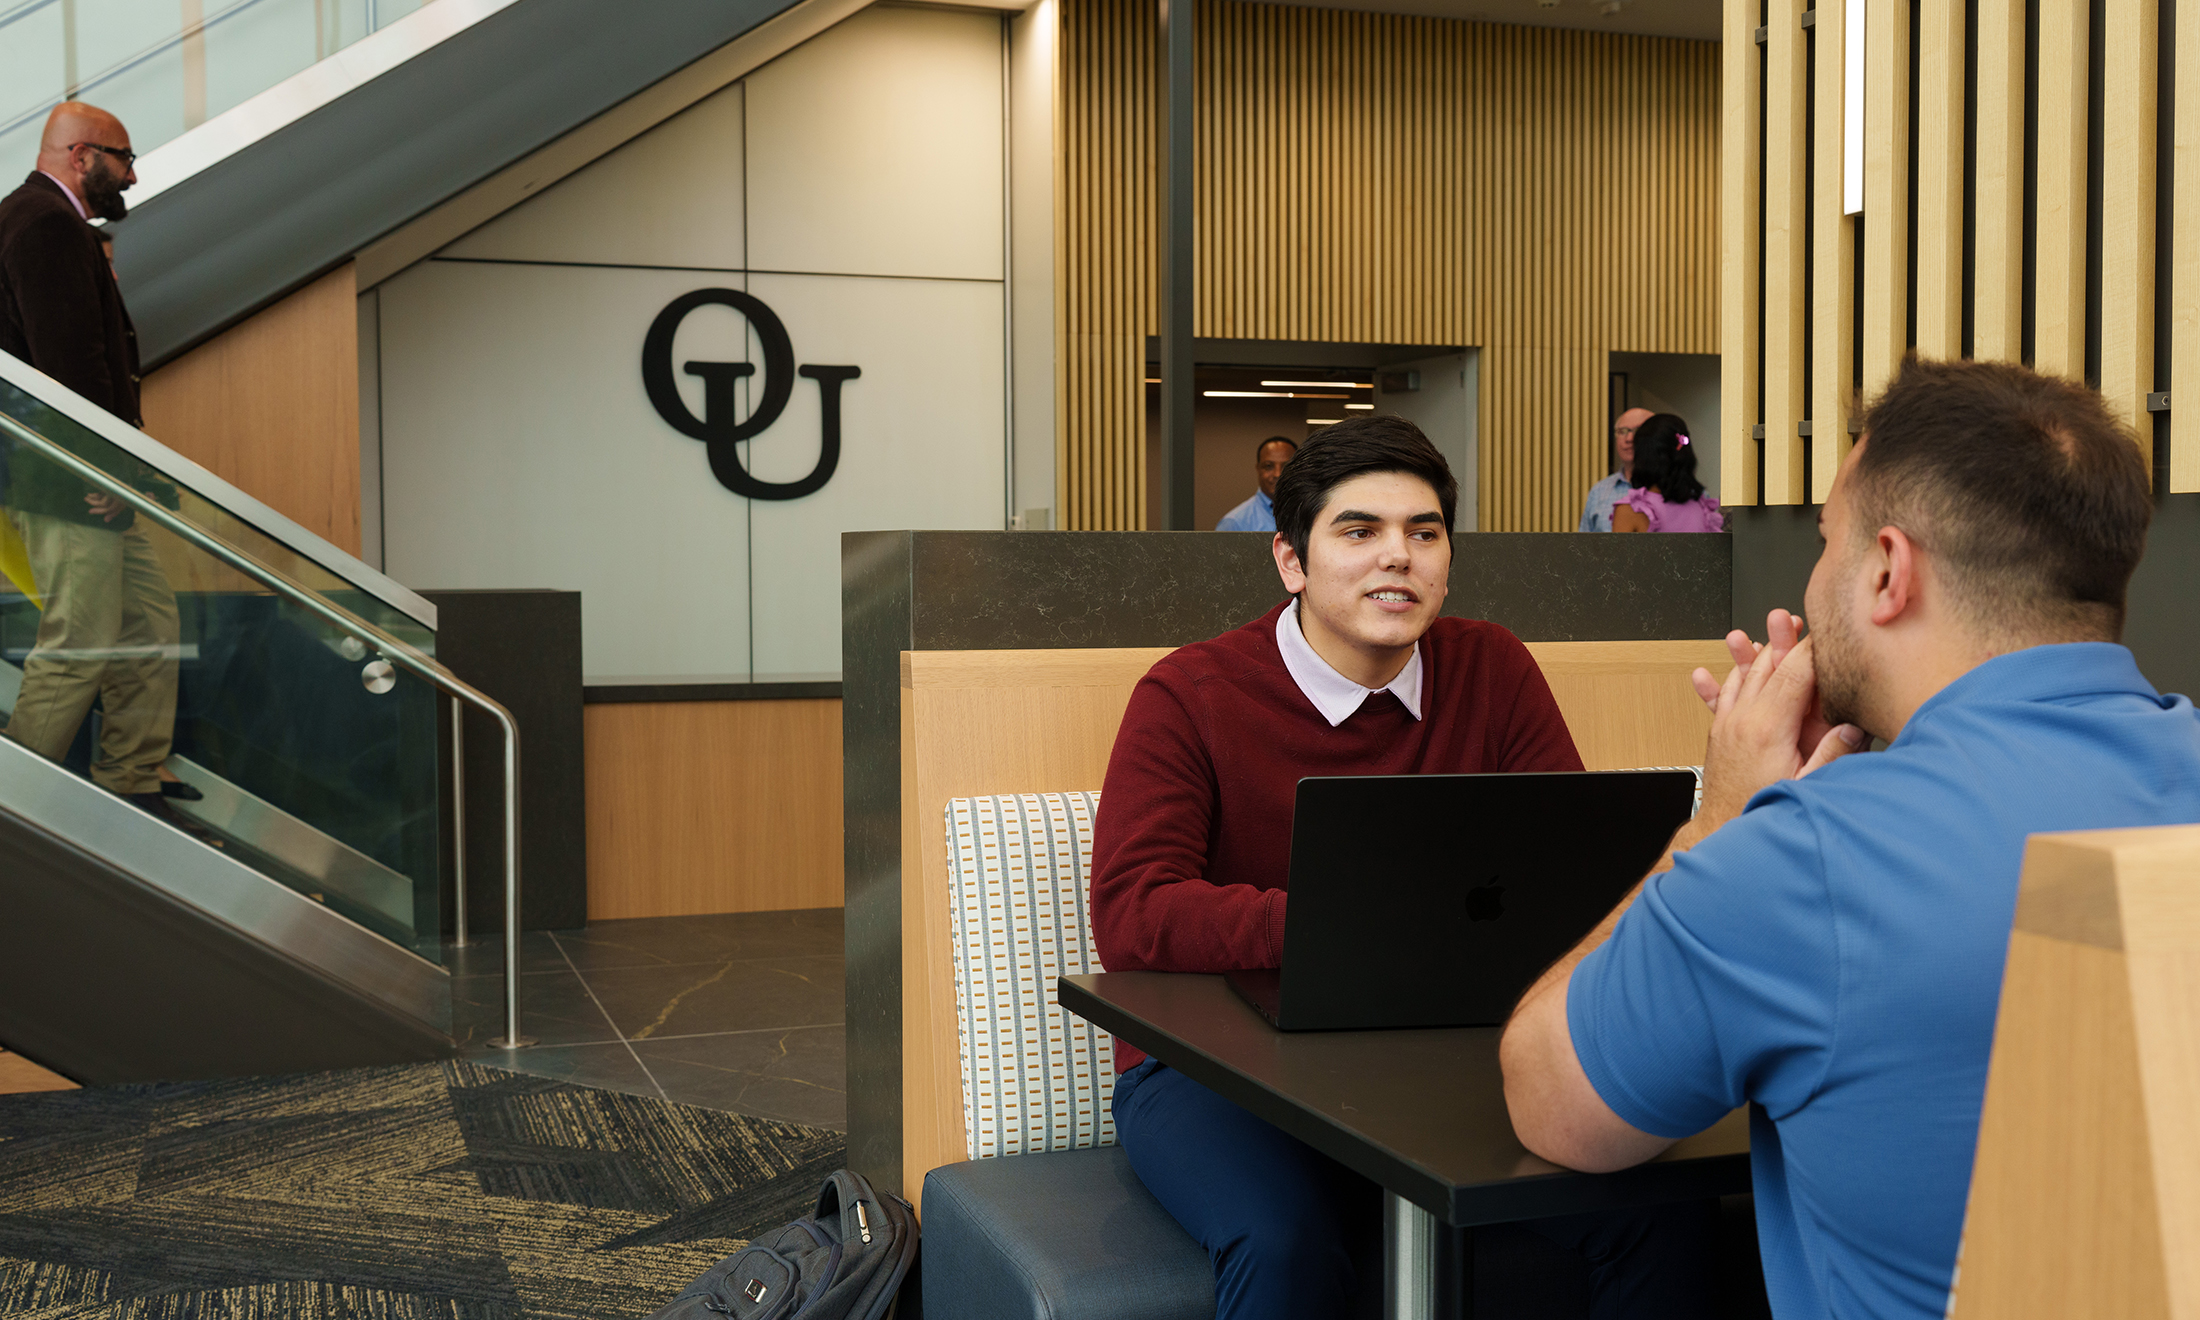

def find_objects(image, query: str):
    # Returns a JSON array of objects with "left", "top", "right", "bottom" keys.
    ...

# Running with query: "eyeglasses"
[{"left": 72, "top": 142, "right": 137, "bottom": 167}]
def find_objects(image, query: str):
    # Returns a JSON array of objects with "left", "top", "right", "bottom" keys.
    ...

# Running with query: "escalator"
[{"left": 0, "top": 349, "right": 502, "bottom": 1084}]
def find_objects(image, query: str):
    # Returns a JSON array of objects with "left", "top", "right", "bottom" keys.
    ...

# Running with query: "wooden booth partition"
[
  {"left": 899, "top": 647, "right": 1175, "bottom": 1201},
  {"left": 1529, "top": 639, "right": 1733, "bottom": 772},
  {"left": 898, "top": 637, "right": 1732, "bottom": 1203},
  {"left": 140, "top": 264, "right": 363, "bottom": 554},
  {"left": 1950, "top": 824, "right": 2200, "bottom": 1320}
]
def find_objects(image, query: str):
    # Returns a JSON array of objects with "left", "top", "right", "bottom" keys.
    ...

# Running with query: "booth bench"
[{"left": 900, "top": 640, "right": 1732, "bottom": 1319}]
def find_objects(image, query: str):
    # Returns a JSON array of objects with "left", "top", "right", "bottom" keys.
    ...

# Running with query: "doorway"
[
  {"left": 1145, "top": 339, "right": 1479, "bottom": 530},
  {"left": 1607, "top": 351, "right": 1722, "bottom": 500}
]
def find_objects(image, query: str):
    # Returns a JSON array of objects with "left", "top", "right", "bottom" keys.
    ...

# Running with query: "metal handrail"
[{"left": 0, "top": 409, "right": 534, "bottom": 1049}]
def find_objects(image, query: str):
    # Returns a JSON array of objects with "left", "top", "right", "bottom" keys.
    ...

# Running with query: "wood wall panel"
[
  {"left": 139, "top": 265, "right": 362, "bottom": 554},
  {"left": 1060, "top": 0, "right": 1157, "bottom": 532},
  {"left": 1746, "top": 0, "right": 2187, "bottom": 496},
  {"left": 2035, "top": 0, "right": 2091, "bottom": 380},
  {"left": 1764, "top": 0, "right": 1810, "bottom": 504},
  {"left": 1860, "top": 0, "right": 1911, "bottom": 401},
  {"left": 584, "top": 699, "right": 845, "bottom": 920},
  {"left": 1061, "top": 0, "right": 1720, "bottom": 530},
  {"left": 1914, "top": 0, "right": 1967, "bottom": 359},
  {"left": 1810, "top": 0, "right": 1854, "bottom": 500},
  {"left": 2177, "top": 0, "right": 2200, "bottom": 491},
  {"left": 1721, "top": 0, "right": 1763, "bottom": 506},
  {"left": 2101, "top": 0, "right": 2159, "bottom": 435},
  {"left": 1973, "top": 0, "right": 2027, "bottom": 363}
]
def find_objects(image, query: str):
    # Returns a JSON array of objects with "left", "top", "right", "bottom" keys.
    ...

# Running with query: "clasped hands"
[{"left": 1679, "top": 609, "right": 1866, "bottom": 846}]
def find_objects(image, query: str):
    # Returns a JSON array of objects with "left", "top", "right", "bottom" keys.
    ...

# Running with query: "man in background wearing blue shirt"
[
  {"left": 1501, "top": 355, "right": 2198, "bottom": 1320},
  {"left": 1214, "top": 436, "right": 1296, "bottom": 530},
  {"left": 1578, "top": 406, "right": 1648, "bottom": 531}
]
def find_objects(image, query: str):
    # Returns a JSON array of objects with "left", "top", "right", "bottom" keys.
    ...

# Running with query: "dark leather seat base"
[{"left": 920, "top": 1145, "right": 1215, "bottom": 1320}]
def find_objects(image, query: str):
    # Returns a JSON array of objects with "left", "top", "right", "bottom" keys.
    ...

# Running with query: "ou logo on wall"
[{"left": 640, "top": 289, "right": 861, "bottom": 500}]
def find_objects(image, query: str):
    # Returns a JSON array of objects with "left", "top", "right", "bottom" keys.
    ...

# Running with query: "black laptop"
[{"left": 1224, "top": 770, "right": 1697, "bottom": 1030}]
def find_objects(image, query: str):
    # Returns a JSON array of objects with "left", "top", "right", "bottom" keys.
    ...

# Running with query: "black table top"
[{"left": 1059, "top": 971, "right": 1750, "bottom": 1227}]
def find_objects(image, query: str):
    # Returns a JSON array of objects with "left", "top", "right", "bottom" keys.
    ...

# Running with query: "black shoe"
[
  {"left": 127, "top": 793, "right": 225, "bottom": 848},
  {"left": 159, "top": 778, "right": 204, "bottom": 801}
]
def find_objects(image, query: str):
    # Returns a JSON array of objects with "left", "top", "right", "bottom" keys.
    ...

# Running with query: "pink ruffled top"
[{"left": 1623, "top": 488, "right": 1724, "bottom": 533}]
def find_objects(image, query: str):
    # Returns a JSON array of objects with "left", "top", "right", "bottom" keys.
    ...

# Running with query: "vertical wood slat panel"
[
  {"left": 1974, "top": 0, "right": 2028, "bottom": 361},
  {"left": 1060, "top": 0, "right": 1719, "bottom": 529},
  {"left": 2175, "top": 0, "right": 2200, "bottom": 490},
  {"left": 2099, "top": 0, "right": 2158, "bottom": 440},
  {"left": 1755, "top": 0, "right": 2183, "bottom": 494},
  {"left": 1765, "top": 0, "right": 1811, "bottom": 504},
  {"left": 1722, "top": 0, "right": 1764, "bottom": 506},
  {"left": 1861, "top": 0, "right": 1913, "bottom": 398},
  {"left": 1915, "top": 0, "right": 1967, "bottom": 356},
  {"left": 1813, "top": 0, "right": 1857, "bottom": 498},
  {"left": 1056, "top": 0, "right": 1159, "bottom": 531},
  {"left": 2035, "top": 0, "right": 2090, "bottom": 379}
]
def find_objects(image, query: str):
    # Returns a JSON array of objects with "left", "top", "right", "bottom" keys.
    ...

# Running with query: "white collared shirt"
[
  {"left": 1275, "top": 597, "right": 1423, "bottom": 727},
  {"left": 37, "top": 170, "right": 88, "bottom": 221}
]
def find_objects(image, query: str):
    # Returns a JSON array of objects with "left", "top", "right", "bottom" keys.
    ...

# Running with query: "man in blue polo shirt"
[{"left": 1500, "top": 355, "right": 2200, "bottom": 1320}]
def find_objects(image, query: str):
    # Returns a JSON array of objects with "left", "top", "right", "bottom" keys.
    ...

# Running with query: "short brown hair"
[{"left": 1850, "top": 356, "right": 2151, "bottom": 639}]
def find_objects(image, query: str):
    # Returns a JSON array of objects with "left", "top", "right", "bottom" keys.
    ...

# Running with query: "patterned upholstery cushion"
[{"left": 945, "top": 792, "right": 1116, "bottom": 1162}]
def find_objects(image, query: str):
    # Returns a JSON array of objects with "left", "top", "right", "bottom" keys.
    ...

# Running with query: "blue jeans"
[{"left": 1112, "top": 1060, "right": 1718, "bottom": 1320}]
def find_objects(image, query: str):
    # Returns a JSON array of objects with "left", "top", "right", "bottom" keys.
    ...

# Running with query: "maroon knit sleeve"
[
  {"left": 1488, "top": 629, "right": 1587, "bottom": 772},
  {"left": 1090, "top": 666, "right": 1287, "bottom": 974}
]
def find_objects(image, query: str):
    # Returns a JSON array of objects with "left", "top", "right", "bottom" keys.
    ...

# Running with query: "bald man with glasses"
[
  {"left": 1579, "top": 406, "right": 1650, "bottom": 532},
  {"left": 4, "top": 102, "right": 142, "bottom": 410},
  {"left": 0, "top": 103, "right": 204, "bottom": 841}
]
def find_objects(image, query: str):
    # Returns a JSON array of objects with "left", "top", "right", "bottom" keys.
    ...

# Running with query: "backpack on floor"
[{"left": 651, "top": 1169, "right": 918, "bottom": 1320}]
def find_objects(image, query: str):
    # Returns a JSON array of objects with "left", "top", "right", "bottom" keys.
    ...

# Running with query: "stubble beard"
[{"left": 1811, "top": 587, "right": 1871, "bottom": 733}]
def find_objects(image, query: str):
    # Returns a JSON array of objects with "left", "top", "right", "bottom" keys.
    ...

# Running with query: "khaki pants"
[{"left": 3, "top": 510, "right": 180, "bottom": 795}]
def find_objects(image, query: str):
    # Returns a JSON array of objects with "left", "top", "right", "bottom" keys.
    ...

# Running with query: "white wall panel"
[
  {"left": 745, "top": 5, "right": 1004, "bottom": 281},
  {"left": 441, "top": 84, "right": 748, "bottom": 270},
  {"left": 377, "top": 259, "right": 754, "bottom": 680},
  {"left": 745, "top": 273, "right": 1005, "bottom": 675},
  {"left": 373, "top": 4, "right": 1010, "bottom": 680}
]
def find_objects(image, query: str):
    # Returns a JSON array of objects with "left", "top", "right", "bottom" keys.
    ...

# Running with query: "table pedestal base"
[
  {"left": 1385, "top": 1193, "right": 1475, "bottom": 1320},
  {"left": 1385, "top": 1192, "right": 1436, "bottom": 1319}
]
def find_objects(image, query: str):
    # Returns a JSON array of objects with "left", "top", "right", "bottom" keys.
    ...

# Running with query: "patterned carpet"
[{"left": 0, "top": 1060, "right": 847, "bottom": 1319}]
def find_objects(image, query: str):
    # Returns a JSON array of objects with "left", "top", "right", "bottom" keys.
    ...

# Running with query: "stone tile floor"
[{"left": 446, "top": 908, "right": 846, "bottom": 1130}]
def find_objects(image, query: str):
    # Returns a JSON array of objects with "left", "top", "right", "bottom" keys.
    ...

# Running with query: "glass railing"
[
  {"left": 0, "top": 0, "right": 431, "bottom": 181},
  {"left": 0, "top": 367, "right": 448, "bottom": 960}
]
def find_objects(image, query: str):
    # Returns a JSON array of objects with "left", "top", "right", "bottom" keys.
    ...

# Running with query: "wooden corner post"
[{"left": 1951, "top": 824, "right": 2200, "bottom": 1318}]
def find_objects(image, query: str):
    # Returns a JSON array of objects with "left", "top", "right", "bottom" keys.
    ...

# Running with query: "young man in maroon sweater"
[{"left": 1091, "top": 417, "right": 1715, "bottom": 1318}]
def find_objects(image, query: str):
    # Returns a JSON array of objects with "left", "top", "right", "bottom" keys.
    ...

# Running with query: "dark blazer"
[{"left": 0, "top": 171, "right": 142, "bottom": 526}]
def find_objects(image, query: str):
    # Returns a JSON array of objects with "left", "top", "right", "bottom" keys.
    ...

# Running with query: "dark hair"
[
  {"left": 1273, "top": 415, "right": 1457, "bottom": 569},
  {"left": 1628, "top": 413, "right": 1705, "bottom": 504},
  {"left": 1255, "top": 436, "right": 1297, "bottom": 463},
  {"left": 1850, "top": 355, "right": 2152, "bottom": 639}
]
